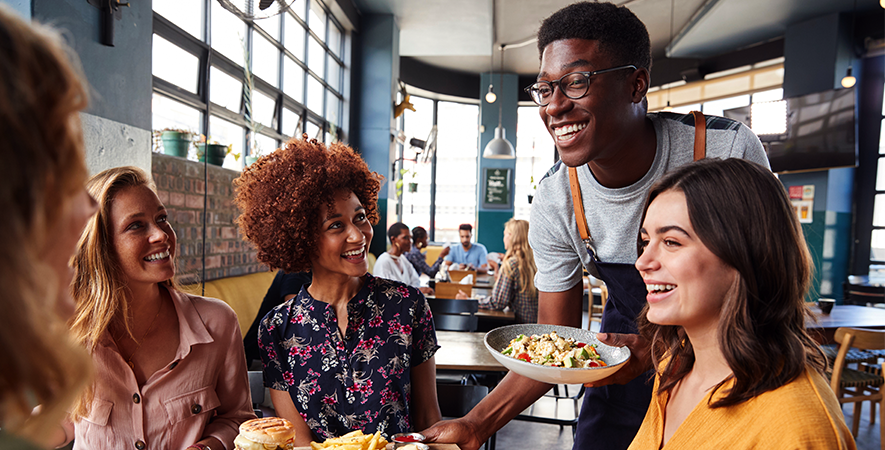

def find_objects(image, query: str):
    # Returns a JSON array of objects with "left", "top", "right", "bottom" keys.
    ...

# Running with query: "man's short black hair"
[
  {"left": 388, "top": 222, "right": 410, "bottom": 241},
  {"left": 537, "top": 1, "right": 651, "bottom": 71},
  {"left": 458, "top": 223, "right": 473, "bottom": 233}
]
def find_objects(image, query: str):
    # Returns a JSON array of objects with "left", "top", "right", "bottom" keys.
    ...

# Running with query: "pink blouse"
[{"left": 65, "top": 288, "right": 255, "bottom": 450}]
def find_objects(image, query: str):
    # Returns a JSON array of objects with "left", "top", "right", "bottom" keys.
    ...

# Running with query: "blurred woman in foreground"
[
  {"left": 0, "top": 5, "right": 97, "bottom": 448},
  {"left": 63, "top": 166, "right": 254, "bottom": 450},
  {"left": 234, "top": 137, "right": 441, "bottom": 445},
  {"left": 628, "top": 158, "right": 854, "bottom": 449}
]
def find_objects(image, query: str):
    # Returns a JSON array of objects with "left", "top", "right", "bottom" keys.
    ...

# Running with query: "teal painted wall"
[{"left": 477, "top": 211, "right": 511, "bottom": 254}]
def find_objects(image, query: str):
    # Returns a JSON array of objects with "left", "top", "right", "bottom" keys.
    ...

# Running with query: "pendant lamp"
[
  {"left": 483, "top": 45, "right": 515, "bottom": 159},
  {"left": 661, "top": 0, "right": 675, "bottom": 112},
  {"left": 841, "top": 0, "right": 857, "bottom": 89}
]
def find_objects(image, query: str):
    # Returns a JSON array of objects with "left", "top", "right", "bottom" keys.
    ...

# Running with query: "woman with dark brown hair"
[
  {"left": 234, "top": 137, "right": 441, "bottom": 445},
  {"left": 628, "top": 158, "right": 854, "bottom": 449}
]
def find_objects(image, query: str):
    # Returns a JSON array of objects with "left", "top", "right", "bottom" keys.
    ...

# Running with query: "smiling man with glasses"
[{"left": 422, "top": 3, "right": 769, "bottom": 450}]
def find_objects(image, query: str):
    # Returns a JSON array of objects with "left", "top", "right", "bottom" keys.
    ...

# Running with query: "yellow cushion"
[
  {"left": 367, "top": 253, "right": 377, "bottom": 274},
  {"left": 181, "top": 270, "right": 276, "bottom": 337},
  {"left": 424, "top": 245, "right": 445, "bottom": 263}
]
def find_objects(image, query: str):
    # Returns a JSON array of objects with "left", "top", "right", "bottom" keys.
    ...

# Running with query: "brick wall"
[{"left": 152, "top": 153, "right": 268, "bottom": 284}]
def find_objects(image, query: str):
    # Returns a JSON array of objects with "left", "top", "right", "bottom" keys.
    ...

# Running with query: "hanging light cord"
[
  {"left": 666, "top": 0, "right": 674, "bottom": 107},
  {"left": 498, "top": 45, "right": 505, "bottom": 128}
]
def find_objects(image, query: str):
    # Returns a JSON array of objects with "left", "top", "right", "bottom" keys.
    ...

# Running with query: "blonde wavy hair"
[
  {"left": 0, "top": 4, "right": 92, "bottom": 441},
  {"left": 69, "top": 166, "right": 178, "bottom": 419},
  {"left": 497, "top": 219, "right": 537, "bottom": 295}
]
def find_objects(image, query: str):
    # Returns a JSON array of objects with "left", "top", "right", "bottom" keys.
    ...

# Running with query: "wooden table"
[
  {"left": 806, "top": 304, "right": 885, "bottom": 344},
  {"left": 475, "top": 308, "right": 515, "bottom": 320},
  {"left": 435, "top": 331, "right": 506, "bottom": 372}
]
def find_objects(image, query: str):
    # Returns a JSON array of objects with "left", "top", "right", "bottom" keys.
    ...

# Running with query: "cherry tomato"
[
  {"left": 576, "top": 342, "right": 586, "bottom": 348},
  {"left": 517, "top": 353, "right": 531, "bottom": 362},
  {"left": 588, "top": 361, "right": 600, "bottom": 368}
]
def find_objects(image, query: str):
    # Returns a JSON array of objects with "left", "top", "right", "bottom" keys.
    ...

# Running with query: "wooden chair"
[
  {"left": 434, "top": 281, "right": 471, "bottom": 299},
  {"left": 828, "top": 327, "right": 885, "bottom": 443},
  {"left": 448, "top": 269, "right": 477, "bottom": 284}
]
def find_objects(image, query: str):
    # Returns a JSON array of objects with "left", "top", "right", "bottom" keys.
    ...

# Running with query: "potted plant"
[
  {"left": 195, "top": 135, "right": 238, "bottom": 166},
  {"left": 152, "top": 127, "right": 193, "bottom": 158},
  {"left": 528, "top": 176, "right": 537, "bottom": 204},
  {"left": 396, "top": 167, "right": 418, "bottom": 197}
]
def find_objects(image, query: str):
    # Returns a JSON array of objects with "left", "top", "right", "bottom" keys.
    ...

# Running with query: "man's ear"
[{"left": 629, "top": 68, "right": 650, "bottom": 104}]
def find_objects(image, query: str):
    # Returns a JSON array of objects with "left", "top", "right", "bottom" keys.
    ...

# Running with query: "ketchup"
[{"left": 395, "top": 436, "right": 420, "bottom": 442}]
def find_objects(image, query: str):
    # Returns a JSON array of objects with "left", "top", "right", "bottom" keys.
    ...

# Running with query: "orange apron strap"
[
  {"left": 691, "top": 110, "right": 706, "bottom": 161},
  {"left": 568, "top": 166, "right": 591, "bottom": 242}
]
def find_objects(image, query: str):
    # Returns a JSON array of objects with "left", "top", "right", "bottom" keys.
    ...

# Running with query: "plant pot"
[
  {"left": 245, "top": 156, "right": 259, "bottom": 166},
  {"left": 161, "top": 131, "right": 191, "bottom": 158},
  {"left": 196, "top": 143, "right": 227, "bottom": 166},
  {"left": 408, "top": 182, "right": 419, "bottom": 193},
  {"left": 527, "top": 194, "right": 534, "bottom": 204}
]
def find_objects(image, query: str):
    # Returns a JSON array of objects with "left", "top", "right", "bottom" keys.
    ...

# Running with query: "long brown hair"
[
  {"left": 637, "top": 158, "right": 825, "bottom": 408},
  {"left": 497, "top": 219, "right": 537, "bottom": 295},
  {"left": 0, "top": 4, "right": 92, "bottom": 440}
]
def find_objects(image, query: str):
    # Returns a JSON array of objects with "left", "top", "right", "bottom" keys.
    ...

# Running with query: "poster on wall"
[
  {"left": 788, "top": 185, "right": 814, "bottom": 224},
  {"left": 482, "top": 168, "right": 512, "bottom": 209}
]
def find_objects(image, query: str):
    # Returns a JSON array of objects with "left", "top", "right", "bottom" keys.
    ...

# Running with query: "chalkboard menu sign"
[{"left": 483, "top": 168, "right": 511, "bottom": 208}]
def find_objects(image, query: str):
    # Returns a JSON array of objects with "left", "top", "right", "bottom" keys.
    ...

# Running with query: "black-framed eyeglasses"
[{"left": 523, "top": 65, "right": 638, "bottom": 106}]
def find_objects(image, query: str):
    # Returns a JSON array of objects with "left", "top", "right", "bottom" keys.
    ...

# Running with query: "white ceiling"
[{"left": 352, "top": 0, "right": 881, "bottom": 77}]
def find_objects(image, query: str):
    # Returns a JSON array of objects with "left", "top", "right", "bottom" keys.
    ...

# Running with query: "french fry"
[
  {"left": 311, "top": 429, "right": 392, "bottom": 450},
  {"left": 366, "top": 430, "right": 381, "bottom": 450}
]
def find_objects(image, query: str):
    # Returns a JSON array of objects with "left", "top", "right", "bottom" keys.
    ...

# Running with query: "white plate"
[{"left": 484, "top": 324, "right": 631, "bottom": 384}]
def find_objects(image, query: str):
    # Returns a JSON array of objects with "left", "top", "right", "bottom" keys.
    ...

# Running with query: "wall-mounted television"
[{"left": 758, "top": 87, "right": 856, "bottom": 173}]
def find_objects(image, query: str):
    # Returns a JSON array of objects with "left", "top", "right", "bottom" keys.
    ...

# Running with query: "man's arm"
[{"left": 421, "top": 284, "right": 584, "bottom": 450}]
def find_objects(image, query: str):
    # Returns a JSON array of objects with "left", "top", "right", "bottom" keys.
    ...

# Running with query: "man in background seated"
[
  {"left": 243, "top": 270, "right": 311, "bottom": 369},
  {"left": 405, "top": 226, "right": 450, "bottom": 277},
  {"left": 445, "top": 223, "right": 489, "bottom": 274}
]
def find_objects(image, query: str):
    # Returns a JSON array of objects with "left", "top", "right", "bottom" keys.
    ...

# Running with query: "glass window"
[
  {"left": 208, "top": 116, "right": 245, "bottom": 170},
  {"left": 284, "top": 12, "right": 305, "bottom": 61},
  {"left": 153, "top": 0, "right": 203, "bottom": 39},
  {"left": 305, "top": 120, "right": 321, "bottom": 140},
  {"left": 308, "top": 0, "right": 326, "bottom": 40},
  {"left": 307, "top": 36, "right": 325, "bottom": 76},
  {"left": 283, "top": 57, "right": 304, "bottom": 102},
  {"left": 325, "top": 90, "right": 340, "bottom": 126},
  {"left": 307, "top": 75, "right": 324, "bottom": 114},
  {"left": 152, "top": 93, "right": 202, "bottom": 158},
  {"left": 752, "top": 88, "right": 783, "bottom": 103},
  {"left": 326, "top": 56, "right": 340, "bottom": 92},
  {"left": 670, "top": 103, "right": 701, "bottom": 114},
  {"left": 514, "top": 106, "right": 556, "bottom": 220},
  {"left": 256, "top": 13, "right": 280, "bottom": 41},
  {"left": 291, "top": 0, "right": 307, "bottom": 20},
  {"left": 252, "top": 90, "right": 276, "bottom": 128},
  {"left": 434, "top": 102, "right": 479, "bottom": 242},
  {"left": 880, "top": 120, "right": 885, "bottom": 155},
  {"left": 872, "top": 228, "right": 885, "bottom": 262},
  {"left": 701, "top": 95, "right": 750, "bottom": 117},
  {"left": 253, "top": 133, "right": 278, "bottom": 157},
  {"left": 328, "top": 23, "right": 342, "bottom": 58},
  {"left": 282, "top": 108, "right": 302, "bottom": 137},
  {"left": 210, "top": 1, "right": 246, "bottom": 66},
  {"left": 751, "top": 100, "right": 787, "bottom": 136},
  {"left": 251, "top": 31, "right": 280, "bottom": 87},
  {"left": 209, "top": 66, "right": 243, "bottom": 112},
  {"left": 152, "top": 34, "right": 199, "bottom": 93},
  {"left": 401, "top": 97, "right": 435, "bottom": 231}
]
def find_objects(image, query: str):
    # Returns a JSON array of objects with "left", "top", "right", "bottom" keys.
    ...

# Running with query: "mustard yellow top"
[{"left": 628, "top": 367, "right": 856, "bottom": 450}]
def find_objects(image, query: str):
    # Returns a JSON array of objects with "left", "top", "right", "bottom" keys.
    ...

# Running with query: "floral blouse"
[{"left": 258, "top": 273, "right": 439, "bottom": 440}]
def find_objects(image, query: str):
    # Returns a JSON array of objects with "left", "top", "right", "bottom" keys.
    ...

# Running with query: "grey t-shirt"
[{"left": 529, "top": 112, "right": 770, "bottom": 293}]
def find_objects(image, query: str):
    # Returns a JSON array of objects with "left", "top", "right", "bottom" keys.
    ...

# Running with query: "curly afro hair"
[
  {"left": 234, "top": 136, "right": 384, "bottom": 273},
  {"left": 537, "top": 2, "right": 651, "bottom": 71}
]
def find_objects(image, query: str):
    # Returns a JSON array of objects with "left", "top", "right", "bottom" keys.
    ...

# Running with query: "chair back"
[
  {"left": 433, "top": 314, "right": 479, "bottom": 332},
  {"left": 830, "top": 327, "right": 885, "bottom": 392},
  {"left": 435, "top": 282, "right": 471, "bottom": 299},
  {"left": 428, "top": 297, "right": 479, "bottom": 315},
  {"left": 843, "top": 281, "right": 885, "bottom": 306},
  {"left": 449, "top": 269, "right": 477, "bottom": 284}
]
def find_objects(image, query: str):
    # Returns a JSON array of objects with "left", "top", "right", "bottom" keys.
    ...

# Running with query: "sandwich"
[{"left": 234, "top": 417, "right": 296, "bottom": 450}]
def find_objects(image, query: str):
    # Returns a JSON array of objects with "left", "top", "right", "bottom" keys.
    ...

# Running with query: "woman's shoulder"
[
  {"left": 367, "top": 274, "right": 423, "bottom": 301},
  {"left": 173, "top": 288, "right": 237, "bottom": 318}
]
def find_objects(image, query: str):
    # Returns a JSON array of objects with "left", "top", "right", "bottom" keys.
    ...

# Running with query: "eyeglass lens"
[{"left": 530, "top": 72, "right": 591, "bottom": 105}]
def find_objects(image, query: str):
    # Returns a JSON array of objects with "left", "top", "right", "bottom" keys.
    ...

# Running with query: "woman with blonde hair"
[
  {"left": 485, "top": 219, "right": 538, "bottom": 323},
  {"left": 0, "top": 5, "right": 98, "bottom": 448},
  {"left": 61, "top": 166, "right": 255, "bottom": 450}
]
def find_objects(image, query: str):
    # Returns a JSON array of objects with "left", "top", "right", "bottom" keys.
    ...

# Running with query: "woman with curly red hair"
[{"left": 234, "top": 137, "right": 441, "bottom": 445}]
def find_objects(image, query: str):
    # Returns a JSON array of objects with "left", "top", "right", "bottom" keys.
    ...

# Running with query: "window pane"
[
  {"left": 284, "top": 12, "right": 305, "bottom": 61},
  {"left": 702, "top": 95, "right": 750, "bottom": 117},
  {"left": 305, "top": 121, "right": 320, "bottom": 140},
  {"left": 325, "top": 90, "right": 340, "bottom": 125},
  {"left": 671, "top": 103, "right": 701, "bottom": 114},
  {"left": 283, "top": 57, "right": 304, "bottom": 102},
  {"left": 252, "top": 32, "right": 279, "bottom": 87},
  {"left": 208, "top": 116, "right": 245, "bottom": 170},
  {"left": 326, "top": 56, "right": 340, "bottom": 91},
  {"left": 872, "top": 228, "right": 885, "bottom": 261},
  {"left": 402, "top": 97, "right": 435, "bottom": 232},
  {"left": 253, "top": 133, "right": 278, "bottom": 157},
  {"left": 880, "top": 120, "right": 885, "bottom": 155},
  {"left": 308, "top": 0, "right": 326, "bottom": 40},
  {"left": 307, "top": 36, "right": 325, "bottom": 76},
  {"left": 152, "top": 35, "right": 199, "bottom": 93},
  {"left": 282, "top": 108, "right": 302, "bottom": 137},
  {"left": 434, "top": 102, "right": 479, "bottom": 242},
  {"left": 256, "top": 13, "right": 280, "bottom": 41},
  {"left": 514, "top": 106, "right": 556, "bottom": 220},
  {"left": 211, "top": 1, "right": 246, "bottom": 66},
  {"left": 307, "top": 75, "right": 324, "bottom": 114},
  {"left": 752, "top": 88, "right": 783, "bottom": 103},
  {"left": 153, "top": 0, "right": 203, "bottom": 39},
  {"left": 291, "top": 0, "right": 306, "bottom": 20},
  {"left": 209, "top": 67, "right": 243, "bottom": 112},
  {"left": 252, "top": 90, "right": 276, "bottom": 128},
  {"left": 877, "top": 158, "right": 885, "bottom": 191},
  {"left": 328, "top": 23, "right": 341, "bottom": 58},
  {"left": 751, "top": 100, "right": 787, "bottom": 136},
  {"left": 152, "top": 93, "right": 202, "bottom": 157}
]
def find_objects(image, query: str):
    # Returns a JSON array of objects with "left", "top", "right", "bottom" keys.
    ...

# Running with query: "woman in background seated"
[
  {"left": 480, "top": 219, "right": 538, "bottom": 323},
  {"left": 374, "top": 222, "right": 434, "bottom": 295},
  {"left": 64, "top": 167, "right": 255, "bottom": 450},
  {"left": 405, "top": 226, "right": 450, "bottom": 278},
  {"left": 0, "top": 6, "right": 97, "bottom": 447},
  {"left": 234, "top": 137, "right": 441, "bottom": 445},
  {"left": 628, "top": 158, "right": 854, "bottom": 449}
]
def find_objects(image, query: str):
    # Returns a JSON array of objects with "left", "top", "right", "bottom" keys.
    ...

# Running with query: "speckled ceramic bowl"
[{"left": 484, "top": 324, "right": 631, "bottom": 384}]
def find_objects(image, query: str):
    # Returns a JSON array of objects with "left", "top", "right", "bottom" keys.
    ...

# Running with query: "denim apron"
[{"left": 569, "top": 111, "right": 707, "bottom": 450}]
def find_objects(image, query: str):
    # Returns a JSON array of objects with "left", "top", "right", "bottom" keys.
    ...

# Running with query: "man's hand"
[
  {"left": 419, "top": 286, "right": 434, "bottom": 296},
  {"left": 421, "top": 418, "right": 486, "bottom": 450},
  {"left": 455, "top": 289, "right": 470, "bottom": 299},
  {"left": 440, "top": 246, "right": 451, "bottom": 259},
  {"left": 584, "top": 332, "right": 652, "bottom": 387}
]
